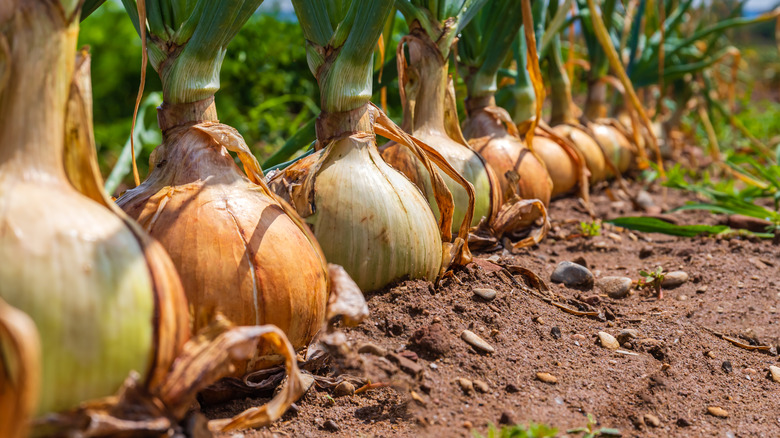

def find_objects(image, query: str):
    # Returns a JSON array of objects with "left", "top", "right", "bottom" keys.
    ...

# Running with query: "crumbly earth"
[{"left": 207, "top": 180, "right": 780, "bottom": 438}]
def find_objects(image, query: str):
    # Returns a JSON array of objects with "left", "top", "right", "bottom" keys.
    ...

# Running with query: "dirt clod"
[
  {"left": 322, "top": 420, "right": 339, "bottom": 432},
  {"left": 333, "top": 381, "right": 355, "bottom": 397},
  {"left": 408, "top": 323, "right": 450, "bottom": 358}
]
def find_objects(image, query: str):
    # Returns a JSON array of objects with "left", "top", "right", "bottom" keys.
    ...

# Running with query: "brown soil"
[{"left": 207, "top": 180, "right": 780, "bottom": 438}]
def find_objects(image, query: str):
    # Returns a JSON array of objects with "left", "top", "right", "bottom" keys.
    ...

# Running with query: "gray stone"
[
  {"left": 617, "top": 329, "right": 639, "bottom": 346},
  {"left": 597, "top": 276, "right": 633, "bottom": 298},
  {"left": 662, "top": 271, "right": 689, "bottom": 288},
  {"left": 551, "top": 261, "right": 594, "bottom": 287},
  {"left": 473, "top": 288, "right": 497, "bottom": 301}
]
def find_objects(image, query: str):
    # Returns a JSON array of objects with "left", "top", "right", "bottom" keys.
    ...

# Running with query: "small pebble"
[
  {"left": 473, "top": 288, "right": 497, "bottom": 301},
  {"left": 505, "top": 383, "right": 520, "bottom": 393},
  {"left": 550, "top": 261, "right": 594, "bottom": 287},
  {"left": 456, "top": 378, "right": 474, "bottom": 394},
  {"left": 705, "top": 350, "right": 716, "bottom": 359},
  {"left": 676, "top": 418, "right": 691, "bottom": 427},
  {"left": 617, "top": 329, "right": 639, "bottom": 346},
  {"left": 597, "top": 276, "right": 633, "bottom": 299},
  {"left": 536, "top": 372, "right": 558, "bottom": 384},
  {"left": 644, "top": 413, "right": 661, "bottom": 428},
  {"left": 473, "top": 380, "right": 489, "bottom": 393},
  {"left": 769, "top": 366, "right": 780, "bottom": 383},
  {"left": 696, "top": 286, "right": 708, "bottom": 294},
  {"left": 499, "top": 411, "right": 514, "bottom": 425},
  {"left": 707, "top": 406, "right": 729, "bottom": 418},
  {"left": 598, "top": 331, "right": 620, "bottom": 350},
  {"left": 636, "top": 190, "right": 655, "bottom": 209},
  {"left": 607, "top": 232, "right": 622, "bottom": 242},
  {"left": 744, "top": 368, "right": 757, "bottom": 375},
  {"left": 677, "top": 294, "right": 688, "bottom": 301},
  {"left": 661, "top": 271, "right": 689, "bottom": 288},
  {"left": 550, "top": 326, "right": 562, "bottom": 339},
  {"left": 463, "top": 421, "right": 473, "bottom": 429},
  {"left": 461, "top": 330, "right": 495, "bottom": 354},
  {"left": 722, "top": 361, "right": 732, "bottom": 373},
  {"left": 333, "top": 381, "right": 355, "bottom": 397},
  {"left": 323, "top": 420, "right": 340, "bottom": 432}
]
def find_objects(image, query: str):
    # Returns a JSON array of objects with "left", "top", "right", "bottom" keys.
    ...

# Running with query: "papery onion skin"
[
  {"left": 271, "top": 134, "right": 443, "bottom": 293},
  {"left": 382, "top": 133, "right": 494, "bottom": 231},
  {"left": 551, "top": 124, "right": 608, "bottom": 184},
  {"left": 117, "top": 121, "right": 328, "bottom": 372},
  {"left": 588, "top": 123, "right": 634, "bottom": 176},
  {"left": 382, "top": 24, "right": 496, "bottom": 233},
  {"left": 462, "top": 107, "right": 552, "bottom": 218}
]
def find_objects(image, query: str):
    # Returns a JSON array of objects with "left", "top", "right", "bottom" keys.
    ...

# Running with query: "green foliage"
[
  {"left": 78, "top": 2, "right": 317, "bottom": 189},
  {"left": 579, "top": 220, "right": 602, "bottom": 237},
  {"left": 567, "top": 413, "right": 621, "bottom": 438},
  {"left": 474, "top": 422, "right": 557, "bottom": 438}
]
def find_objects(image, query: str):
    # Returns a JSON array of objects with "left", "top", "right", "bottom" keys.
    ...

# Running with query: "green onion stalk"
[
  {"left": 574, "top": 0, "right": 637, "bottom": 176},
  {"left": 269, "top": 0, "right": 475, "bottom": 292},
  {"left": 380, "top": 0, "right": 499, "bottom": 235},
  {"left": 116, "top": 0, "right": 330, "bottom": 374},
  {"left": 0, "top": 0, "right": 189, "bottom": 417},
  {"left": 459, "top": 0, "right": 562, "bottom": 213}
]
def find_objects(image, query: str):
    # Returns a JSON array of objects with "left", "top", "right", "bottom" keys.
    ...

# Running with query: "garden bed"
[{"left": 208, "top": 180, "right": 780, "bottom": 437}]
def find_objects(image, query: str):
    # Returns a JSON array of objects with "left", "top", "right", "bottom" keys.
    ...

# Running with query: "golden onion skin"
[
  {"left": 589, "top": 123, "right": 634, "bottom": 176},
  {"left": 532, "top": 136, "right": 578, "bottom": 198},
  {"left": 270, "top": 135, "right": 443, "bottom": 293},
  {"left": 117, "top": 124, "right": 328, "bottom": 372},
  {"left": 0, "top": 2, "right": 188, "bottom": 416},
  {"left": 462, "top": 108, "right": 552, "bottom": 228},
  {"left": 551, "top": 124, "right": 608, "bottom": 184}
]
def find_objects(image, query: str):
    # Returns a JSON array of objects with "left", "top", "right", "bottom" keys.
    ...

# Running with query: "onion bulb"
[
  {"left": 116, "top": 0, "right": 329, "bottom": 374},
  {"left": 274, "top": 1, "right": 473, "bottom": 292},
  {"left": 117, "top": 100, "right": 328, "bottom": 373},
  {"left": 0, "top": 3, "right": 188, "bottom": 416},
  {"left": 462, "top": 101, "right": 553, "bottom": 212},
  {"left": 381, "top": 23, "right": 498, "bottom": 233}
]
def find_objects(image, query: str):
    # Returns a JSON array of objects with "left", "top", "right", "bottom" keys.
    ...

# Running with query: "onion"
[
  {"left": 0, "top": 3, "right": 188, "bottom": 416},
  {"left": 271, "top": 1, "right": 473, "bottom": 292},
  {"left": 462, "top": 101, "right": 552, "bottom": 223},
  {"left": 551, "top": 124, "right": 608, "bottom": 184},
  {"left": 381, "top": 24, "right": 498, "bottom": 232},
  {"left": 115, "top": 1, "right": 328, "bottom": 373}
]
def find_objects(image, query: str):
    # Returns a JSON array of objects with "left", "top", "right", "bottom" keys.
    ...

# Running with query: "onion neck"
[
  {"left": 584, "top": 80, "right": 608, "bottom": 120},
  {"left": 403, "top": 27, "right": 449, "bottom": 136},
  {"left": 157, "top": 96, "right": 219, "bottom": 134},
  {"left": 315, "top": 103, "right": 373, "bottom": 148},
  {"left": 0, "top": 4, "right": 78, "bottom": 184},
  {"left": 547, "top": 38, "right": 575, "bottom": 126}
]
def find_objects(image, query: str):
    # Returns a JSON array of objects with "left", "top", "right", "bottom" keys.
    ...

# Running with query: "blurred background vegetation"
[{"left": 80, "top": 1, "right": 779, "bottom": 194}]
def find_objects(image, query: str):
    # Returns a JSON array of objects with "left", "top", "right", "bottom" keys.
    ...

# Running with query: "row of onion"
[{"left": 0, "top": 0, "right": 662, "bottom": 435}]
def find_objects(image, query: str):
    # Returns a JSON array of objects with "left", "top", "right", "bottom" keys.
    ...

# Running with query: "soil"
[{"left": 206, "top": 179, "right": 780, "bottom": 438}]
